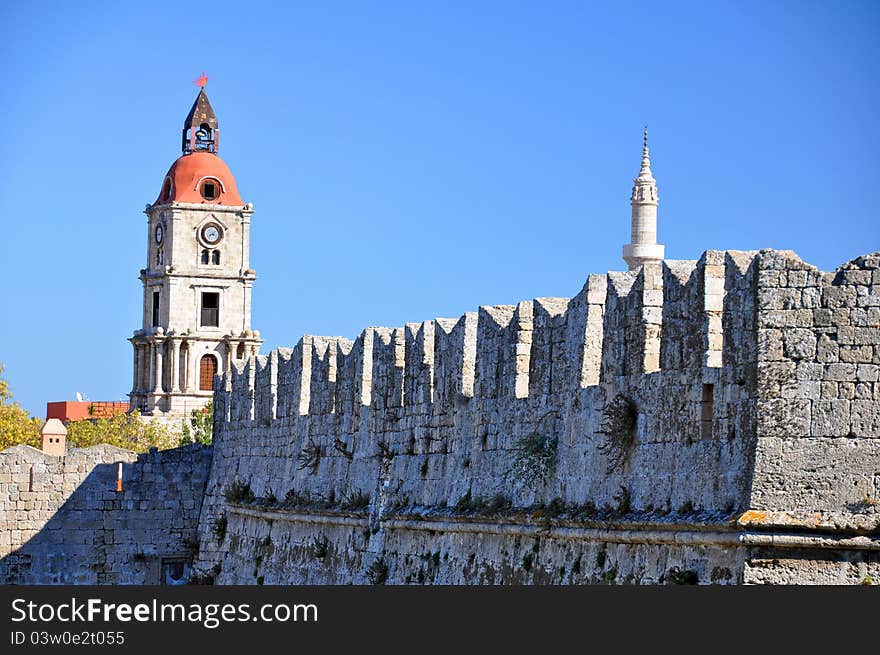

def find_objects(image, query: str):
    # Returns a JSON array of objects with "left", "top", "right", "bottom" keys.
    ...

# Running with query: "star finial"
[{"left": 193, "top": 72, "right": 209, "bottom": 88}]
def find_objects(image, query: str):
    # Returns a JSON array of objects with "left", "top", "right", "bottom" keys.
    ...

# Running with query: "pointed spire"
[
  {"left": 184, "top": 88, "right": 219, "bottom": 132},
  {"left": 638, "top": 125, "right": 654, "bottom": 182},
  {"left": 181, "top": 87, "right": 219, "bottom": 154}
]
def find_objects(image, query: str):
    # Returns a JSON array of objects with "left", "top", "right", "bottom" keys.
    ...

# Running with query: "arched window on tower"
[
  {"left": 236, "top": 343, "right": 245, "bottom": 359},
  {"left": 194, "top": 122, "right": 215, "bottom": 152},
  {"left": 200, "top": 178, "right": 219, "bottom": 201},
  {"left": 201, "top": 249, "right": 209, "bottom": 265},
  {"left": 199, "top": 354, "right": 217, "bottom": 391},
  {"left": 161, "top": 177, "right": 172, "bottom": 202},
  {"left": 211, "top": 250, "right": 220, "bottom": 265}
]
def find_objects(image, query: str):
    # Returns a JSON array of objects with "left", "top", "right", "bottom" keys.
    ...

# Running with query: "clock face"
[
  {"left": 155, "top": 224, "right": 163, "bottom": 244},
  {"left": 201, "top": 223, "right": 222, "bottom": 245}
]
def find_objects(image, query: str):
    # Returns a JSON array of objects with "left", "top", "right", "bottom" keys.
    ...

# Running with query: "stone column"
[
  {"left": 153, "top": 340, "right": 164, "bottom": 393},
  {"left": 141, "top": 344, "right": 149, "bottom": 392},
  {"left": 182, "top": 342, "right": 191, "bottom": 392},
  {"left": 148, "top": 343, "right": 156, "bottom": 393},
  {"left": 132, "top": 343, "right": 140, "bottom": 392},
  {"left": 171, "top": 339, "right": 181, "bottom": 392}
]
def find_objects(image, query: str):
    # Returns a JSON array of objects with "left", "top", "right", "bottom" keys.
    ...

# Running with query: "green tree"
[
  {"left": 180, "top": 400, "right": 213, "bottom": 446},
  {"left": 66, "top": 410, "right": 179, "bottom": 452},
  {"left": 0, "top": 363, "right": 41, "bottom": 451}
]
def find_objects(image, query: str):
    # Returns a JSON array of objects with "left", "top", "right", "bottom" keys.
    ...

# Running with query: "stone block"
[
  {"left": 851, "top": 400, "right": 880, "bottom": 437},
  {"left": 823, "top": 286, "right": 857, "bottom": 309},
  {"left": 760, "top": 310, "right": 813, "bottom": 328},
  {"left": 758, "top": 399, "right": 811, "bottom": 438},
  {"left": 839, "top": 345, "right": 873, "bottom": 363},
  {"left": 837, "top": 326, "right": 880, "bottom": 346},
  {"left": 783, "top": 329, "right": 817, "bottom": 360},
  {"left": 800, "top": 287, "right": 821, "bottom": 308},
  {"left": 820, "top": 381, "right": 837, "bottom": 399},
  {"left": 856, "top": 364, "right": 879, "bottom": 382},
  {"left": 757, "top": 329, "right": 783, "bottom": 361},
  {"left": 816, "top": 334, "right": 839, "bottom": 363},
  {"left": 811, "top": 400, "right": 851, "bottom": 437},
  {"left": 825, "top": 363, "right": 856, "bottom": 381},
  {"left": 781, "top": 380, "right": 820, "bottom": 399}
]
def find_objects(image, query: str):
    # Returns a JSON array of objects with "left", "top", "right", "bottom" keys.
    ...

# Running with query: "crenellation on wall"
[
  {"left": 8, "top": 248, "right": 875, "bottom": 585},
  {"left": 474, "top": 304, "right": 520, "bottom": 402},
  {"left": 566, "top": 273, "right": 605, "bottom": 388},
  {"left": 306, "top": 336, "right": 340, "bottom": 416},
  {"left": 659, "top": 259, "right": 698, "bottom": 372},
  {"left": 601, "top": 271, "right": 638, "bottom": 381},
  {"left": 529, "top": 297, "right": 569, "bottom": 400},
  {"left": 254, "top": 353, "right": 275, "bottom": 425},
  {"left": 404, "top": 321, "right": 435, "bottom": 409},
  {"left": 432, "top": 313, "right": 477, "bottom": 407}
]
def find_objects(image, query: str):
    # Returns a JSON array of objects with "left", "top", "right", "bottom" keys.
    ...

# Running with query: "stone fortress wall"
[
  {"left": 189, "top": 249, "right": 880, "bottom": 585},
  {"left": 0, "top": 443, "right": 211, "bottom": 584},
  {"left": 1, "top": 248, "right": 876, "bottom": 584}
]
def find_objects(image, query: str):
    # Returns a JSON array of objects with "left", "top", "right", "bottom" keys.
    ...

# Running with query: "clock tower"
[{"left": 129, "top": 84, "right": 262, "bottom": 421}]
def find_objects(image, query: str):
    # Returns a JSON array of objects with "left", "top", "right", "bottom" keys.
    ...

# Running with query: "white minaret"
[{"left": 622, "top": 128, "right": 665, "bottom": 270}]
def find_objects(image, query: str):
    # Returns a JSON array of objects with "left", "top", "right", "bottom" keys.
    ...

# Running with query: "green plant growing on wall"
[
  {"left": 333, "top": 438, "right": 353, "bottom": 461},
  {"left": 180, "top": 400, "right": 213, "bottom": 446},
  {"left": 667, "top": 567, "right": 699, "bottom": 585},
  {"left": 612, "top": 485, "right": 631, "bottom": 516},
  {"left": 341, "top": 490, "right": 371, "bottom": 511},
  {"left": 504, "top": 410, "right": 560, "bottom": 490},
  {"left": 211, "top": 514, "right": 228, "bottom": 542},
  {"left": 596, "top": 395, "right": 638, "bottom": 473},
  {"left": 224, "top": 480, "right": 255, "bottom": 504},
  {"left": 506, "top": 431, "right": 558, "bottom": 490},
  {"left": 366, "top": 557, "right": 388, "bottom": 585},
  {"left": 262, "top": 488, "right": 277, "bottom": 505},
  {"left": 311, "top": 535, "right": 328, "bottom": 560},
  {"left": 297, "top": 439, "right": 323, "bottom": 475}
]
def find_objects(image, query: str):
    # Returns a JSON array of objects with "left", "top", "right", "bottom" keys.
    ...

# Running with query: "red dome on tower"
[
  {"left": 153, "top": 86, "right": 245, "bottom": 206},
  {"left": 155, "top": 151, "right": 244, "bottom": 206}
]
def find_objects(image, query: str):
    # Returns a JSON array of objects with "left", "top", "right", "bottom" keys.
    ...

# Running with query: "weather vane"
[{"left": 193, "top": 71, "right": 209, "bottom": 88}]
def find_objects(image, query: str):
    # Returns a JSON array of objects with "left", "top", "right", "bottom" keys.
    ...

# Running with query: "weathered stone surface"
[
  {"left": 3, "top": 249, "right": 878, "bottom": 586},
  {"left": 0, "top": 445, "right": 211, "bottom": 584},
  {"left": 184, "top": 249, "right": 879, "bottom": 585}
]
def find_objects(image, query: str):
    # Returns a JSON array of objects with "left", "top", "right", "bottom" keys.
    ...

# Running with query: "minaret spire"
[
  {"left": 622, "top": 127, "right": 665, "bottom": 270},
  {"left": 639, "top": 126, "right": 653, "bottom": 178}
]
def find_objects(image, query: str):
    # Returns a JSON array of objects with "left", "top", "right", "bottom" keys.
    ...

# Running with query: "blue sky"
[{"left": 1, "top": 1, "right": 878, "bottom": 417}]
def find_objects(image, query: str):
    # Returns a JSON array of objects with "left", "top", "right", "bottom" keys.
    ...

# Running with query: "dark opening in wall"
[
  {"left": 701, "top": 384, "right": 714, "bottom": 440},
  {"left": 152, "top": 290, "right": 160, "bottom": 327},
  {"left": 201, "top": 292, "right": 219, "bottom": 327},
  {"left": 201, "top": 181, "right": 218, "bottom": 200}
]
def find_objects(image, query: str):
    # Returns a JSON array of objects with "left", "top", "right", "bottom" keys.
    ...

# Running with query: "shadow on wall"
[{"left": 0, "top": 443, "right": 213, "bottom": 585}]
